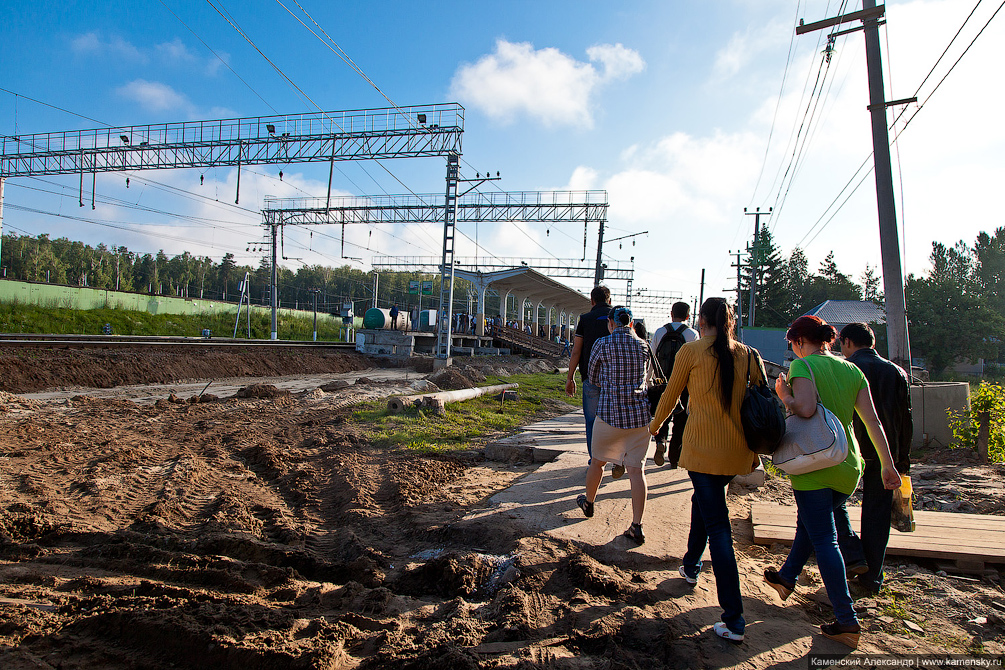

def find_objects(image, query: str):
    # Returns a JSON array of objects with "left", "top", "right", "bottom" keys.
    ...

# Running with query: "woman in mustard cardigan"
[{"left": 649, "top": 297, "right": 762, "bottom": 644}]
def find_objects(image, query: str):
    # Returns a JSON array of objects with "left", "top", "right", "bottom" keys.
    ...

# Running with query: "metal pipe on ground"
[{"left": 387, "top": 383, "right": 519, "bottom": 414}]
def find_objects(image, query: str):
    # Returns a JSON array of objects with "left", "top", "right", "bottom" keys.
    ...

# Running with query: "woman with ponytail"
[
  {"left": 649, "top": 297, "right": 762, "bottom": 644},
  {"left": 576, "top": 306, "right": 653, "bottom": 545},
  {"left": 764, "top": 315, "right": 901, "bottom": 649}
]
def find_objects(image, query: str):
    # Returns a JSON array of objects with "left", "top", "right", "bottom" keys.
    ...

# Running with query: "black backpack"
[{"left": 655, "top": 323, "right": 688, "bottom": 379}]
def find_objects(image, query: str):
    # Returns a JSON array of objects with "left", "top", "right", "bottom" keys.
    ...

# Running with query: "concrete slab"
[
  {"left": 476, "top": 411, "right": 702, "bottom": 562},
  {"left": 484, "top": 413, "right": 591, "bottom": 462},
  {"left": 465, "top": 450, "right": 696, "bottom": 562}
]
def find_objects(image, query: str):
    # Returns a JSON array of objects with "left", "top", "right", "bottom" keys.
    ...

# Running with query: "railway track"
[{"left": 0, "top": 333, "right": 357, "bottom": 351}]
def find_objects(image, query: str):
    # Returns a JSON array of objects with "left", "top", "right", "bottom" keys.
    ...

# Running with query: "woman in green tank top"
[{"left": 764, "top": 315, "right": 901, "bottom": 649}]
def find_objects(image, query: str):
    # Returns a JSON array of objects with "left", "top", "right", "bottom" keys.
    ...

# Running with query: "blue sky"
[{"left": 2, "top": 0, "right": 1002, "bottom": 324}]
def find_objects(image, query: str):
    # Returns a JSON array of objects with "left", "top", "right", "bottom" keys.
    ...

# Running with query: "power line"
[
  {"left": 157, "top": 0, "right": 280, "bottom": 114},
  {"left": 4, "top": 203, "right": 253, "bottom": 259},
  {"left": 797, "top": 0, "right": 1005, "bottom": 250},
  {"left": 749, "top": 0, "right": 805, "bottom": 205},
  {"left": 0, "top": 86, "right": 106, "bottom": 127}
]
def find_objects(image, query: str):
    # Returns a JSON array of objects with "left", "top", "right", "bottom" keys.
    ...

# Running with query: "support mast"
[{"left": 797, "top": 2, "right": 912, "bottom": 372}]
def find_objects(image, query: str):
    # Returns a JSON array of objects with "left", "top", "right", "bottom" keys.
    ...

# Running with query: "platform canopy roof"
[
  {"left": 453, "top": 266, "right": 592, "bottom": 314},
  {"left": 805, "top": 300, "right": 886, "bottom": 329}
]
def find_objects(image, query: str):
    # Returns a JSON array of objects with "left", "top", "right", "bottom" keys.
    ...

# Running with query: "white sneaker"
[
  {"left": 678, "top": 565, "right": 698, "bottom": 585},
  {"left": 713, "top": 622, "right": 744, "bottom": 644}
]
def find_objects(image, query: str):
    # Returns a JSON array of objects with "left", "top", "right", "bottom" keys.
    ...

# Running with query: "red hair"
[{"left": 786, "top": 315, "right": 837, "bottom": 346}]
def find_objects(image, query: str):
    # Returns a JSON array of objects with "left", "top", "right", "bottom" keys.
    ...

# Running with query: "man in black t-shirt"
[{"left": 565, "top": 286, "right": 612, "bottom": 461}]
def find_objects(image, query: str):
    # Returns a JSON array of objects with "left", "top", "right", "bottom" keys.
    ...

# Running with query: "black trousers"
[{"left": 656, "top": 389, "right": 688, "bottom": 467}]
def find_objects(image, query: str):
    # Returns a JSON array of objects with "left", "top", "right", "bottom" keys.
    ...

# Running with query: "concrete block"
[
  {"left": 485, "top": 443, "right": 533, "bottom": 462},
  {"left": 533, "top": 446, "right": 565, "bottom": 462},
  {"left": 911, "top": 382, "right": 971, "bottom": 448}
]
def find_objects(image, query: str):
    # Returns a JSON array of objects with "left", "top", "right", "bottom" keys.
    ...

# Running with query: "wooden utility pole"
[
  {"left": 744, "top": 207, "right": 771, "bottom": 327},
  {"left": 699, "top": 268, "right": 705, "bottom": 310},
  {"left": 797, "top": 1, "right": 913, "bottom": 374},
  {"left": 730, "top": 251, "right": 744, "bottom": 340}
]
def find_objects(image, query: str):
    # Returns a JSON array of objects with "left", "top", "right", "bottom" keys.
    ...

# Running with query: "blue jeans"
[
  {"left": 835, "top": 461, "right": 892, "bottom": 591},
  {"left": 683, "top": 471, "right": 744, "bottom": 634},
  {"left": 582, "top": 379, "right": 601, "bottom": 459},
  {"left": 780, "top": 487, "right": 858, "bottom": 626}
]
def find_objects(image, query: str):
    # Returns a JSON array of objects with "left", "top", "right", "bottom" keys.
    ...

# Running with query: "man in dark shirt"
[
  {"left": 835, "top": 322, "right": 913, "bottom": 594},
  {"left": 565, "top": 286, "right": 613, "bottom": 464}
]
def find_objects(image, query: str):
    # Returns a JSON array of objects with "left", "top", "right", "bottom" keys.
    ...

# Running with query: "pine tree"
[{"left": 860, "top": 264, "right": 882, "bottom": 303}]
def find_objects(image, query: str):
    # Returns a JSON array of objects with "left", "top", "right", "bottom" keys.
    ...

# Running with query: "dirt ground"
[{"left": 0, "top": 347, "right": 1003, "bottom": 669}]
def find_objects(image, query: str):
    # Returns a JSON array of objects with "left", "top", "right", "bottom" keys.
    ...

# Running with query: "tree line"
[
  {"left": 745, "top": 227, "right": 1005, "bottom": 375},
  {"left": 0, "top": 233, "right": 471, "bottom": 316},
  {"left": 4, "top": 228, "right": 1004, "bottom": 375}
]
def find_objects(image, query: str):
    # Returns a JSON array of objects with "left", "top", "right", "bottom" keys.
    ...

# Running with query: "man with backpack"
[{"left": 650, "top": 302, "right": 698, "bottom": 468}]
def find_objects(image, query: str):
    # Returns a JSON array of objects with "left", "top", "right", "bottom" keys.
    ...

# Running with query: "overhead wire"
[
  {"left": 749, "top": 0, "right": 804, "bottom": 206},
  {"left": 767, "top": 24, "right": 839, "bottom": 228},
  {"left": 270, "top": 0, "right": 570, "bottom": 266},
  {"left": 259, "top": 0, "right": 518, "bottom": 264},
  {"left": 797, "top": 0, "right": 1005, "bottom": 250},
  {"left": 157, "top": 0, "right": 280, "bottom": 114},
  {"left": 15, "top": 179, "right": 260, "bottom": 230},
  {"left": 4, "top": 203, "right": 253, "bottom": 259},
  {"left": 762, "top": 2, "right": 837, "bottom": 214},
  {"left": 201, "top": 0, "right": 437, "bottom": 252}
]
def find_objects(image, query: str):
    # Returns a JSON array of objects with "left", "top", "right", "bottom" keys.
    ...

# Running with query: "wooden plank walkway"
[{"left": 751, "top": 502, "right": 1005, "bottom": 565}]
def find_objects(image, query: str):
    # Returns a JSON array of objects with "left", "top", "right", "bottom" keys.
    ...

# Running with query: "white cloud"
[
  {"left": 155, "top": 38, "right": 197, "bottom": 64},
  {"left": 586, "top": 43, "right": 646, "bottom": 81},
  {"left": 71, "top": 32, "right": 146, "bottom": 63},
  {"left": 710, "top": 19, "right": 790, "bottom": 81},
  {"left": 70, "top": 32, "right": 225, "bottom": 76},
  {"left": 450, "top": 40, "right": 645, "bottom": 128},
  {"left": 116, "top": 80, "right": 192, "bottom": 114}
]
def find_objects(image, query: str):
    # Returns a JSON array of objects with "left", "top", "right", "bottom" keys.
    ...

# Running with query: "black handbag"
[
  {"left": 646, "top": 345, "right": 667, "bottom": 417},
  {"left": 740, "top": 347, "right": 786, "bottom": 455}
]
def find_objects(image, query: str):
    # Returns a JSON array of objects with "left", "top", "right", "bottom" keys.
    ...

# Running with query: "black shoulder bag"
[
  {"left": 740, "top": 346, "right": 786, "bottom": 455},
  {"left": 646, "top": 344, "right": 667, "bottom": 417}
]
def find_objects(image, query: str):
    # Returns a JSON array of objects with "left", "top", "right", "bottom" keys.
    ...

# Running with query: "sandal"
[
  {"left": 576, "top": 494, "right": 594, "bottom": 518},
  {"left": 623, "top": 522, "right": 645, "bottom": 545},
  {"left": 820, "top": 621, "right": 861, "bottom": 648},
  {"left": 763, "top": 568, "right": 795, "bottom": 601}
]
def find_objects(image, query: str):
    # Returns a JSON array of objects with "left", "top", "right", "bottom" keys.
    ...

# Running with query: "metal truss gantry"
[
  {"left": 0, "top": 103, "right": 464, "bottom": 340},
  {"left": 262, "top": 189, "right": 610, "bottom": 358},
  {"left": 0, "top": 104, "right": 463, "bottom": 175},
  {"left": 263, "top": 189, "right": 608, "bottom": 225},
  {"left": 622, "top": 289, "right": 686, "bottom": 328},
  {"left": 372, "top": 256, "right": 633, "bottom": 281}
]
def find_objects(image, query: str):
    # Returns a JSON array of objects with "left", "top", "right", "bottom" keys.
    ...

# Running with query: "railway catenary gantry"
[
  {"left": 0, "top": 103, "right": 465, "bottom": 342},
  {"left": 0, "top": 105, "right": 463, "bottom": 176},
  {"left": 262, "top": 190, "right": 608, "bottom": 226},
  {"left": 262, "top": 190, "right": 610, "bottom": 358}
]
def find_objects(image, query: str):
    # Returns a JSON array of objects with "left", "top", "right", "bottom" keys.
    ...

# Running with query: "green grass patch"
[
  {"left": 0, "top": 299, "right": 349, "bottom": 341},
  {"left": 352, "top": 372, "right": 580, "bottom": 453}
]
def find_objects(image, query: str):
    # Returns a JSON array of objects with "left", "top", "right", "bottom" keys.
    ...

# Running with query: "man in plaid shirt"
[
  {"left": 576, "top": 306, "right": 653, "bottom": 545},
  {"left": 588, "top": 317, "right": 651, "bottom": 430}
]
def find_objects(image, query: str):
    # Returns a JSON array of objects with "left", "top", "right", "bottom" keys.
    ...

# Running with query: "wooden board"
[{"left": 751, "top": 502, "right": 1005, "bottom": 564}]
